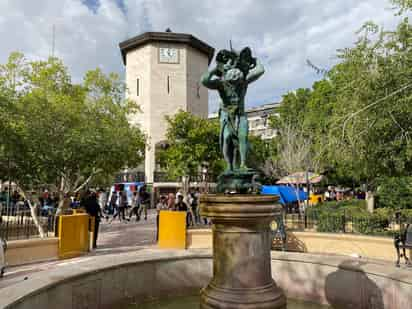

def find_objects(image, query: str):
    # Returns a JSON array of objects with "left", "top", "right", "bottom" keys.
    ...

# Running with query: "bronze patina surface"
[
  {"left": 200, "top": 195, "right": 287, "bottom": 309},
  {"left": 201, "top": 47, "right": 264, "bottom": 193}
]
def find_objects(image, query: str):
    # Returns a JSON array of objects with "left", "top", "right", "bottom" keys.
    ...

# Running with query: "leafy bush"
[
  {"left": 305, "top": 200, "right": 394, "bottom": 235},
  {"left": 306, "top": 200, "right": 367, "bottom": 217},
  {"left": 316, "top": 213, "right": 344, "bottom": 233},
  {"left": 376, "top": 177, "right": 412, "bottom": 209}
]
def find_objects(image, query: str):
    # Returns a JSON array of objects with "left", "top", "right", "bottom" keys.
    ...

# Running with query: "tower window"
[
  {"left": 167, "top": 75, "right": 170, "bottom": 94},
  {"left": 196, "top": 82, "right": 201, "bottom": 99},
  {"left": 136, "top": 78, "right": 140, "bottom": 96}
]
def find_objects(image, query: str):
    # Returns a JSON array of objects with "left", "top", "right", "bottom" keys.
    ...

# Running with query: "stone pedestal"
[{"left": 200, "top": 195, "right": 287, "bottom": 309}]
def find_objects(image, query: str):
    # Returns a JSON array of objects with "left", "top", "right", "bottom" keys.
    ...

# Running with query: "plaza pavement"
[{"left": 0, "top": 209, "right": 159, "bottom": 289}]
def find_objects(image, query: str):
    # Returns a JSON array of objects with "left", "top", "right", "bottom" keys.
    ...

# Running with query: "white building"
[
  {"left": 209, "top": 102, "right": 280, "bottom": 140},
  {"left": 119, "top": 31, "right": 214, "bottom": 183}
]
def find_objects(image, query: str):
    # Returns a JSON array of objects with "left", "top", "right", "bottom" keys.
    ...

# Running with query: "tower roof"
[{"left": 119, "top": 31, "right": 215, "bottom": 65}]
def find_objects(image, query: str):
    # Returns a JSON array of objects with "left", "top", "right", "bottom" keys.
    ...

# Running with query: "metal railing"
[
  {"left": 115, "top": 172, "right": 145, "bottom": 183},
  {"left": 0, "top": 202, "right": 56, "bottom": 241},
  {"left": 154, "top": 172, "right": 218, "bottom": 184},
  {"left": 284, "top": 212, "right": 411, "bottom": 237}
]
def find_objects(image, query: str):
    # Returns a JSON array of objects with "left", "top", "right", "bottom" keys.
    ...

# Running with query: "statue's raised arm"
[
  {"left": 246, "top": 59, "right": 264, "bottom": 84},
  {"left": 201, "top": 67, "right": 222, "bottom": 90}
]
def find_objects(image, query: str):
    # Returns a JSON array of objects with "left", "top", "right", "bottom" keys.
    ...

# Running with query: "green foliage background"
[
  {"left": 269, "top": 3, "right": 412, "bottom": 207},
  {"left": 0, "top": 53, "right": 146, "bottom": 196}
]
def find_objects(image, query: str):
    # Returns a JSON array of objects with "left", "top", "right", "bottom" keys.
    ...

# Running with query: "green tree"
[
  {"left": 247, "top": 135, "right": 279, "bottom": 183},
  {"left": 391, "top": 0, "right": 412, "bottom": 13},
  {"left": 327, "top": 18, "right": 412, "bottom": 194},
  {"left": 0, "top": 53, "right": 146, "bottom": 236},
  {"left": 161, "top": 111, "right": 224, "bottom": 189},
  {"left": 377, "top": 177, "right": 412, "bottom": 209}
]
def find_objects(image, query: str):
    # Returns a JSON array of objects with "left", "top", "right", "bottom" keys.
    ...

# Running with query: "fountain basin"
[
  {"left": 0, "top": 249, "right": 411, "bottom": 309},
  {"left": 128, "top": 295, "right": 330, "bottom": 308}
]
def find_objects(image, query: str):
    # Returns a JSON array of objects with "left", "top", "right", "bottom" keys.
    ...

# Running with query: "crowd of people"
[
  {"left": 0, "top": 184, "right": 209, "bottom": 249},
  {"left": 88, "top": 186, "right": 208, "bottom": 247}
]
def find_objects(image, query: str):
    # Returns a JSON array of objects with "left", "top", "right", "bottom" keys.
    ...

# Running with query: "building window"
[
  {"left": 167, "top": 75, "right": 170, "bottom": 94},
  {"left": 136, "top": 78, "right": 140, "bottom": 96},
  {"left": 196, "top": 82, "right": 200, "bottom": 99}
]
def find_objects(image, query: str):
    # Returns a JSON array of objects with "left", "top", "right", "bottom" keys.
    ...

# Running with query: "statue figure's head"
[{"left": 215, "top": 47, "right": 256, "bottom": 78}]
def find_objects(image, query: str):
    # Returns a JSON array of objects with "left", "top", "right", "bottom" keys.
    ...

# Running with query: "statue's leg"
[
  {"left": 222, "top": 128, "right": 233, "bottom": 172},
  {"left": 238, "top": 115, "right": 249, "bottom": 169},
  {"left": 233, "top": 148, "right": 239, "bottom": 169}
]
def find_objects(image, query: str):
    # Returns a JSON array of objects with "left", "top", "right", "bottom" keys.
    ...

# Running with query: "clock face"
[{"left": 159, "top": 47, "right": 179, "bottom": 63}]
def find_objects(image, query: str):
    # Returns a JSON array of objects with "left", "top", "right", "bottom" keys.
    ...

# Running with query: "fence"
[
  {"left": 284, "top": 212, "right": 411, "bottom": 237},
  {"left": 154, "top": 172, "right": 218, "bottom": 184},
  {"left": 0, "top": 201, "right": 56, "bottom": 241}
]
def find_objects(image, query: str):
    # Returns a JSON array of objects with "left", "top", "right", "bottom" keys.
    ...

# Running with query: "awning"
[{"left": 261, "top": 185, "right": 308, "bottom": 205}]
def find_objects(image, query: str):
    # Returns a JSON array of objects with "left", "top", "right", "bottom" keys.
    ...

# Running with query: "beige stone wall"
[
  {"left": 1, "top": 250, "right": 412, "bottom": 309},
  {"left": 5, "top": 237, "right": 59, "bottom": 266},
  {"left": 149, "top": 42, "right": 188, "bottom": 144},
  {"left": 125, "top": 44, "right": 154, "bottom": 181},
  {"left": 125, "top": 42, "right": 209, "bottom": 182},
  {"left": 186, "top": 46, "right": 209, "bottom": 118},
  {"left": 125, "top": 44, "right": 152, "bottom": 129},
  {"left": 186, "top": 229, "right": 409, "bottom": 263},
  {"left": 285, "top": 231, "right": 401, "bottom": 262}
]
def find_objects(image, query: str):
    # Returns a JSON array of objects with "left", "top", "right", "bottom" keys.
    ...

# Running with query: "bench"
[{"left": 394, "top": 224, "right": 412, "bottom": 267}]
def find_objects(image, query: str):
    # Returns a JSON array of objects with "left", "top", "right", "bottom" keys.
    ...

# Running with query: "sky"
[{"left": 0, "top": 0, "right": 406, "bottom": 113}]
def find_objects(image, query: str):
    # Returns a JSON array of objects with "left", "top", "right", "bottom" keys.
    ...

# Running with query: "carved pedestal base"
[
  {"left": 217, "top": 170, "right": 260, "bottom": 194},
  {"left": 200, "top": 195, "right": 287, "bottom": 309}
]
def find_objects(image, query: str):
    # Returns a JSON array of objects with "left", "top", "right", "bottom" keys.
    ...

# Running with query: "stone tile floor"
[{"left": 0, "top": 209, "right": 160, "bottom": 289}]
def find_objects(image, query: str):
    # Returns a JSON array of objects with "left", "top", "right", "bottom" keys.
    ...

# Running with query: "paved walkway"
[{"left": 0, "top": 209, "right": 160, "bottom": 289}]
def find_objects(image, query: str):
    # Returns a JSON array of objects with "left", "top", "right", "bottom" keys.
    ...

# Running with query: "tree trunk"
[
  {"left": 17, "top": 188, "right": 45, "bottom": 238},
  {"left": 181, "top": 175, "right": 190, "bottom": 197},
  {"left": 26, "top": 199, "right": 45, "bottom": 238},
  {"left": 56, "top": 176, "right": 66, "bottom": 217},
  {"left": 366, "top": 191, "right": 375, "bottom": 213}
]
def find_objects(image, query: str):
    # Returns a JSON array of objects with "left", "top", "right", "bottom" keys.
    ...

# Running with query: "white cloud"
[{"left": 0, "top": 0, "right": 407, "bottom": 113}]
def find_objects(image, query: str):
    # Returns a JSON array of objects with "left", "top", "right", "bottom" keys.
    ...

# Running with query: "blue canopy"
[{"left": 261, "top": 185, "right": 308, "bottom": 205}]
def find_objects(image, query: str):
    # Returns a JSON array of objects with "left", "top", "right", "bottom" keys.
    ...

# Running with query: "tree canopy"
[
  {"left": 160, "top": 111, "right": 224, "bottom": 181},
  {"left": 269, "top": 4, "right": 412, "bottom": 196},
  {"left": 0, "top": 53, "right": 145, "bottom": 216}
]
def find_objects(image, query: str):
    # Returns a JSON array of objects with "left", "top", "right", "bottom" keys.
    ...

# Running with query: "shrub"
[{"left": 376, "top": 177, "right": 412, "bottom": 209}]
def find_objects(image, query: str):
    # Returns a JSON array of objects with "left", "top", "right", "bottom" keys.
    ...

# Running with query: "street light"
[{"left": 201, "top": 162, "right": 209, "bottom": 194}]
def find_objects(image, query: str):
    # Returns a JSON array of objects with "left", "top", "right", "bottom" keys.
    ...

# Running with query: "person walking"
[
  {"left": 167, "top": 193, "right": 176, "bottom": 210},
  {"left": 98, "top": 189, "right": 107, "bottom": 211},
  {"left": 156, "top": 195, "right": 168, "bottom": 241},
  {"left": 110, "top": 189, "right": 126, "bottom": 222},
  {"left": 128, "top": 191, "right": 140, "bottom": 221},
  {"left": 119, "top": 189, "right": 128, "bottom": 221},
  {"left": 109, "top": 190, "right": 117, "bottom": 215},
  {"left": 189, "top": 191, "right": 200, "bottom": 225},
  {"left": 176, "top": 194, "right": 190, "bottom": 227},
  {"left": 84, "top": 192, "right": 102, "bottom": 249},
  {"left": 138, "top": 185, "right": 150, "bottom": 221}
]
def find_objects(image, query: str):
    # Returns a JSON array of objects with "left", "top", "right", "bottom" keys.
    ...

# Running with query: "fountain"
[
  {"left": 199, "top": 46, "right": 287, "bottom": 308},
  {"left": 2, "top": 43, "right": 411, "bottom": 309}
]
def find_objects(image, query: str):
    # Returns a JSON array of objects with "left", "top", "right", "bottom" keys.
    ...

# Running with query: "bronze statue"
[{"left": 201, "top": 47, "right": 264, "bottom": 192}]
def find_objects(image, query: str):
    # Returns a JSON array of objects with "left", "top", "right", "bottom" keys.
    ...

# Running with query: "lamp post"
[{"left": 201, "top": 162, "right": 209, "bottom": 194}]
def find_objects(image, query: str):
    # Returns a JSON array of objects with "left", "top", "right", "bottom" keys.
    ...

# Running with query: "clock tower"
[{"left": 119, "top": 31, "right": 214, "bottom": 183}]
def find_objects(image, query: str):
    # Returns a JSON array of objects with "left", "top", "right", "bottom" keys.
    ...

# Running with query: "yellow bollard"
[
  {"left": 158, "top": 211, "right": 187, "bottom": 249},
  {"left": 58, "top": 213, "right": 90, "bottom": 259}
]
